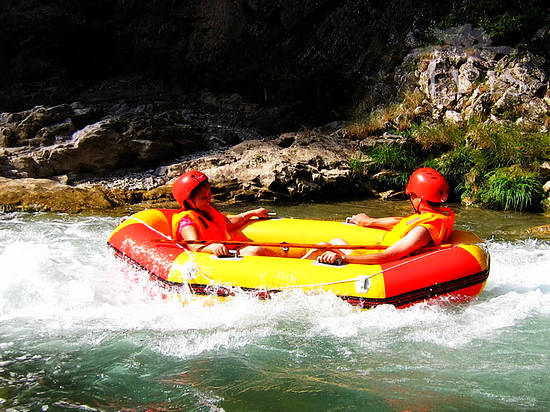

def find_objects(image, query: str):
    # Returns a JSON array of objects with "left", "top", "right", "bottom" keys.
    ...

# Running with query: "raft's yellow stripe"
[{"left": 167, "top": 252, "right": 387, "bottom": 300}]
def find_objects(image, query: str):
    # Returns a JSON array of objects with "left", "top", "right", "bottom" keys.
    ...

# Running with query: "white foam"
[{"left": 1, "top": 215, "right": 550, "bottom": 357}]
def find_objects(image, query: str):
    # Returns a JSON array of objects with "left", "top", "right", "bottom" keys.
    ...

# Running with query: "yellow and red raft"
[{"left": 107, "top": 209, "right": 490, "bottom": 309}]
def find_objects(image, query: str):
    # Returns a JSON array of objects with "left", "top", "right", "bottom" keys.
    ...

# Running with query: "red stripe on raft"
[
  {"left": 108, "top": 223, "right": 183, "bottom": 280},
  {"left": 382, "top": 247, "right": 483, "bottom": 297},
  {"left": 342, "top": 268, "right": 489, "bottom": 309}
]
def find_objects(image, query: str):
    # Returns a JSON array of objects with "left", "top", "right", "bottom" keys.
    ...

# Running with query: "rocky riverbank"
[
  {"left": 0, "top": 92, "right": 370, "bottom": 212},
  {"left": 1, "top": 23, "right": 549, "bottom": 214},
  {"left": 0, "top": 116, "right": 371, "bottom": 213}
]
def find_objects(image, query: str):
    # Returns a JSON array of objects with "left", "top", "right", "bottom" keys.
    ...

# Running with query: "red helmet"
[
  {"left": 405, "top": 167, "right": 449, "bottom": 202},
  {"left": 171, "top": 170, "right": 208, "bottom": 206}
]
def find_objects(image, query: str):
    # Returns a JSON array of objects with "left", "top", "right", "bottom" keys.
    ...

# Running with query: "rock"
[
  {"left": 444, "top": 110, "right": 463, "bottom": 123},
  {"left": 0, "top": 100, "right": 265, "bottom": 179},
  {"left": 0, "top": 127, "right": 372, "bottom": 211},
  {"left": 34, "top": 119, "right": 126, "bottom": 176},
  {"left": 432, "top": 24, "right": 491, "bottom": 48},
  {"left": 397, "top": 29, "right": 550, "bottom": 124},
  {"left": 0, "top": 177, "right": 113, "bottom": 212},
  {"left": 0, "top": 177, "right": 176, "bottom": 213},
  {"left": 165, "top": 133, "right": 360, "bottom": 202}
]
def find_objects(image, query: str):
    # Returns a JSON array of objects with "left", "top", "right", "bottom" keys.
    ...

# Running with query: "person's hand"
[
  {"left": 210, "top": 243, "right": 229, "bottom": 256},
  {"left": 318, "top": 250, "right": 345, "bottom": 264},
  {"left": 350, "top": 213, "right": 373, "bottom": 227},
  {"left": 249, "top": 208, "right": 270, "bottom": 219}
]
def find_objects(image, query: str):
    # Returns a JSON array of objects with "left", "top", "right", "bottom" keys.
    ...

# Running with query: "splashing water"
[{"left": 1, "top": 206, "right": 550, "bottom": 411}]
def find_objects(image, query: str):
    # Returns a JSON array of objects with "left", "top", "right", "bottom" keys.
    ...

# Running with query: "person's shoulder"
[{"left": 175, "top": 209, "right": 197, "bottom": 217}]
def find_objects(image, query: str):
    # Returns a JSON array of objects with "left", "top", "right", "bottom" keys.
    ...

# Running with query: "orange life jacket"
[
  {"left": 381, "top": 207, "right": 455, "bottom": 246},
  {"left": 171, "top": 206, "right": 230, "bottom": 241}
]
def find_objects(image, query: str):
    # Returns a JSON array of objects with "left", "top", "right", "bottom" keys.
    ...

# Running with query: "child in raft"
[
  {"left": 171, "top": 170, "right": 278, "bottom": 257},
  {"left": 316, "top": 167, "right": 455, "bottom": 265}
]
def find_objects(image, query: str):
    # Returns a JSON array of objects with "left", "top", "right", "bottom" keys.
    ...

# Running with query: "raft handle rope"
[
  {"left": 275, "top": 246, "right": 457, "bottom": 292},
  {"left": 120, "top": 215, "right": 459, "bottom": 295}
]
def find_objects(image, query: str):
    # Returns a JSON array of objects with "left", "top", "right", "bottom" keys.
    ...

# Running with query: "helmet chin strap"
[{"left": 409, "top": 195, "right": 420, "bottom": 213}]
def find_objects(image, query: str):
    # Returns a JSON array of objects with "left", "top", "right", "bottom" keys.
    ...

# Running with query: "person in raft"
[
  {"left": 317, "top": 167, "right": 455, "bottom": 265},
  {"left": 171, "top": 170, "right": 277, "bottom": 257}
]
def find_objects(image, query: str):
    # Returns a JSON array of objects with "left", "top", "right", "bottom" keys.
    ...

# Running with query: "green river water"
[{"left": 1, "top": 199, "right": 550, "bottom": 411}]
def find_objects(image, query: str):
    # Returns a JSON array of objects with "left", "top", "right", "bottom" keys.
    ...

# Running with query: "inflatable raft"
[{"left": 107, "top": 209, "right": 490, "bottom": 309}]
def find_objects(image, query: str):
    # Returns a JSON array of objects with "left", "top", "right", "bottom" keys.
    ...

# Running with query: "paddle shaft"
[
  {"left": 157, "top": 238, "right": 453, "bottom": 252},
  {"left": 161, "top": 239, "right": 386, "bottom": 250}
]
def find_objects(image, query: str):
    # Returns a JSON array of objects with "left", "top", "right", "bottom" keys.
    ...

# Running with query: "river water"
[{"left": 1, "top": 200, "right": 550, "bottom": 411}]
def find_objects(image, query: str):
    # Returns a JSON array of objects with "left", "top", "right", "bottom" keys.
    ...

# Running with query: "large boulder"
[
  {"left": 0, "top": 177, "right": 175, "bottom": 213},
  {"left": 165, "top": 132, "right": 363, "bottom": 202},
  {"left": 0, "top": 177, "right": 113, "bottom": 212},
  {"left": 396, "top": 25, "right": 550, "bottom": 125}
]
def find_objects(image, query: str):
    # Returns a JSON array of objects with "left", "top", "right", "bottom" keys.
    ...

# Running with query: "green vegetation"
[
  {"left": 480, "top": 167, "right": 544, "bottom": 211},
  {"left": 348, "top": 113, "right": 550, "bottom": 212},
  {"left": 435, "top": 0, "right": 549, "bottom": 44},
  {"left": 367, "top": 144, "right": 418, "bottom": 172}
]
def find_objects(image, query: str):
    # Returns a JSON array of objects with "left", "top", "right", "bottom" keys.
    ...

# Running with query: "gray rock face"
[
  {"left": 0, "top": 128, "right": 367, "bottom": 212},
  {"left": 165, "top": 132, "right": 360, "bottom": 202},
  {"left": 0, "top": 101, "right": 262, "bottom": 179},
  {"left": 396, "top": 28, "right": 549, "bottom": 125}
]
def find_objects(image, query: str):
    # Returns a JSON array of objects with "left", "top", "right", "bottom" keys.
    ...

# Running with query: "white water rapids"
[{"left": 1, "top": 205, "right": 549, "bottom": 410}]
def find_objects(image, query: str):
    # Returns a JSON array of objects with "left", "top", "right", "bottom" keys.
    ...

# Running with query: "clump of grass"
[
  {"left": 348, "top": 155, "right": 369, "bottom": 175},
  {"left": 479, "top": 167, "right": 544, "bottom": 212},
  {"left": 347, "top": 104, "right": 401, "bottom": 138},
  {"left": 400, "top": 89, "right": 425, "bottom": 113},
  {"left": 466, "top": 119, "right": 550, "bottom": 170},
  {"left": 376, "top": 170, "right": 411, "bottom": 189},
  {"left": 428, "top": 145, "right": 476, "bottom": 198},
  {"left": 347, "top": 90, "right": 425, "bottom": 138},
  {"left": 366, "top": 144, "right": 418, "bottom": 173},
  {"left": 412, "top": 120, "right": 466, "bottom": 151}
]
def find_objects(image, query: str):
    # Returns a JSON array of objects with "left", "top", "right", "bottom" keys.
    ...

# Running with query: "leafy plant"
[
  {"left": 434, "top": 1, "right": 548, "bottom": 44},
  {"left": 479, "top": 167, "right": 544, "bottom": 212},
  {"left": 466, "top": 120, "right": 550, "bottom": 170},
  {"left": 348, "top": 156, "right": 368, "bottom": 175},
  {"left": 377, "top": 170, "right": 411, "bottom": 189}
]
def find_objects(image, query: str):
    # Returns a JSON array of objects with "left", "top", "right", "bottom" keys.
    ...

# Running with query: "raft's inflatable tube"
[{"left": 107, "top": 209, "right": 490, "bottom": 309}]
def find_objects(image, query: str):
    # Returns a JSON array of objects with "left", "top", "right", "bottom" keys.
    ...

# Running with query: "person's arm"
[
  {"left": 318, "top": 226, "right": 432, "bottom": 265},
  {"left": 180, "top": 225, "right": 229, "bottom": 256},
  {"left": 226, "top": 207, "right": 270, "bottom": 230},
  {"left": 350, "top": 213, "right": 402, "bottom": 229}
]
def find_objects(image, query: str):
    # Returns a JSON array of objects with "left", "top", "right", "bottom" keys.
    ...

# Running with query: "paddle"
[
  {"left": 156, "top": 238, "right": 452, "bottom": 251},
  {"left": 156, "top": 238, "right": 386, "bottom": 250}
]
